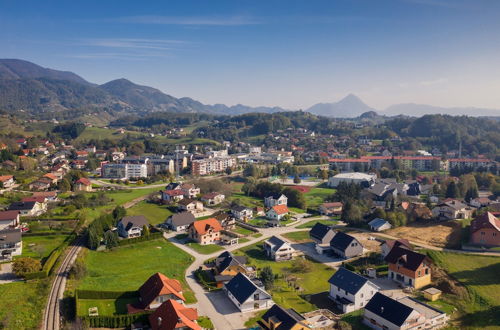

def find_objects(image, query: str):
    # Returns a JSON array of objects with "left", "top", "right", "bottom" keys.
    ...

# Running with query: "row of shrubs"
[
  {"left": 116, "top": 232, "right": 163, "bottom": 247},
  {"left": 76, "top": 289, "right": 139, "bottom": 300},
  {"left": 81, "top": 313, "right": 150, "bottom": 328},
  {"left": 23, "top": 231, "right": 74, "bottom": 237}
]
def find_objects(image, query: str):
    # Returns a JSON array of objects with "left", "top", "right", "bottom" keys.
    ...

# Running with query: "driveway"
[{"left": 0, "top": 262, "right": 21, "bottom": 284}]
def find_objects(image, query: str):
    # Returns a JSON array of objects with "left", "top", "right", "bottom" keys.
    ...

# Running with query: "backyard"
[
  {"left": 233, "top": 241, "right": 334, "bottom": 313},
  {"left": 304, "top": 187, "right": 335, "bottom": 209},
  {"left": 21, "top": 235, "right": 69, "bottom": 260},
  {"left": 296, "top": 218, "right": 338, "bottom": 229},
  {"left": 79, "top": 238, "right": 196, "bottom": 303},
  {"left": 282, "top": 231, "right": 312, "bottom": 243},
  {"left": 186, "top": 241, "right": 224, "bottom": 254},
  {"left": 125, "top": 200, "right": 173, "bottom": 225},
  {"left": 77, "top": 297, "right": 138, "bottom": 316}
]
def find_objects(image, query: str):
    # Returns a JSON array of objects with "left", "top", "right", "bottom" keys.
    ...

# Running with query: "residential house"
[
  {"left": 263, "top": 236, "right": 297, "bottom": 261},
  {"left": 8, "top": 201, "right": 45, "bottom": 217},
  {"left": 330, "top": 232, "right": 363, "bottom": 258},
  {"left": 117, "top": 215, "right": 149, "bottom": 238},
  {"left": 368, "top": 218, "right": 392, "bottom": 232},
  {"left": 74, "top": 177, "right": 92, "bottom": 192},
  {"left": 32, "top": 191, "right": 58, "bottom": 202},
  {"left": 188, "top": 218, "right": 222, "bottom": 245},
  {"left": 223, "top": 273, "right": 274, "bottom": 312},
  {"left": 149, "top": 299, "right": 200, "bottom": 330},
  {"left": 469, "top": 197, "right": 497, "bottom": 209},
  {"left": 380, "top": 239, "right": 412, "bottom": 258},
  {"left": 1, "top": 160, "right": 17, "bottom": 170},
  {"left": 328, "top": 267, "right": 380, "bottom": 313},
  {"left": 432, "top": 199, "right": 474, "bottom": 220},
  {"left": 212, "top": 211, "right": 236, "bottom": 230},
  {"left": 469, "top": 212, "right": 500, "bottom": 247},
  {"left": 20, "top": 196, "right": 48, "bottom": 214},
  {"left": 200, "top": 192, "right": 225, "bottom": 206},
  {"left": 0, "top": 211, "right": 20, "bottom": 231},
  {"left": 0, "top": 229, "right": 22, "bottom": 260},
  {"left": 231, "top": 205, "right": 253, "bottom": 221},
  {"left": 264, "top": 194, "right": 288, "bottom": 208},
  {"left": 258, "top": 304, "right": 310, "bottom": 330},
  {"left": 213, "top": 251, "right": 256, "bottom": 288},
  {"left": 318, "top": 202, "right": 343, "bottom": 216},
  {"left": 0, "top": 175, "right": 15, "bottom": 188},
  {"left": 309, "top": 223, "right": 337, "bottom": 254},
  {"left": 180, "top": 183, "right": 200, "bottom": 199},
  {"left": 42, "top": 173, "right": 59, "bottom": 184},
  {"left": 385, "top": 247, "right": 432, "bottom": 289},
  {"left": 160, "top": 190, "right": 185, "bottom": 203},
  {"left": 29, "top": 177, "right": 52, "bottom": 191},
  {"left": 128, "top": 273, "right": 185, "bottom": 313},
  {"left": 177, "top": 199, "right": 204, "bottom": 213},
  {"left": 266, "top": 204, "right": 290, "bottom": 223},
  {"left": 165, "top": 212, "right": 196, "bottom": 232},
  {"left": 363, "top": 293, "right": 448, "bottom": 330}
]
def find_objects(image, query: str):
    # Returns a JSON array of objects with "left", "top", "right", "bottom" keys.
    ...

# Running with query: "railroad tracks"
[{"left": 42, "top": 237, "right": 84, "bottom": 330}]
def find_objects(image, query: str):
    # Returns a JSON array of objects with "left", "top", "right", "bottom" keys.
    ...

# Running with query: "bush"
[
  {"left": 82, "top": 313, "right": 149, "bottom": 328},
  {"left": 116, "top": 232, "right": 162, "bottom": 247},
  {"left": 13, "top": 257, "right": 42, "bottom": 277}
]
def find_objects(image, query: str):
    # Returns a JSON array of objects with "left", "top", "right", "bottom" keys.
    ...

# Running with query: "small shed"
[
  {"left": 368, "top": 218, "right": 392, "bottom": 232},
  {"left": 423, "top": 287, "right": 442, "bottom": 301}
]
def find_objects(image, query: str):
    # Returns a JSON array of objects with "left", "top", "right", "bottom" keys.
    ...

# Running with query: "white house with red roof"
[{"left": 266, "top": 204, "right": 290, "bottom": 222}]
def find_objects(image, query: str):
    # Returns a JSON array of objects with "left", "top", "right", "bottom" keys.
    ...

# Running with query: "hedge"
[
  {"left": 76, "top": 290, "right": 139, "bottom": 300},
  {"left": 23, "top": 231, "right": 74, "bottom": 237},
  {"left": 81, "top": 313, "right": 150, "bottom": 328},
  {"left": 116, "top": 232, "right": 163, "bottom": 247}
]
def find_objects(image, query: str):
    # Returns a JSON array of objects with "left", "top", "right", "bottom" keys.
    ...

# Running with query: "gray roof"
[
  {"left": 365, "top": 293, "right": 414, "bottom": 327},
  {"left": 120, "top": 215, "right": 149, "bottom": 229},
  {"left": 8, "top": 201, "right": 36, "bottom": 211},
  {"left": 231, "top": 205, "right": 250, "bottom": 212},
  {"left": 328, "top": 267, "right": 374, "bottom": 295},
  {"left": 265, "top": 236, "right": 287, "bottom": 249},
  {"left": 0, "top": 229, "right": 21, "bottom": 245},
  {"left": 330, "top": 231, "right": 357, "bottom": 251},
  {"left": 224, "top": 273, "right": 261, "bottom": 304},
  {"left": 309, "top": 223, "right": 334, "bottom": 241},
  {"left": 167, "top": 212, "right": 196, "bottom": 227},
  {"left": 368, "top": 218, "right": 390, "bottom": 229}
]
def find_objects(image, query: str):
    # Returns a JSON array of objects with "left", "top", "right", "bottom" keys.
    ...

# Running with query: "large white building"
[
  {"left": 191, "top": 157, "right": 236, "bottom": 176},
  {"left": 328, "top": 172, "right": 377, "bottom": 188}
]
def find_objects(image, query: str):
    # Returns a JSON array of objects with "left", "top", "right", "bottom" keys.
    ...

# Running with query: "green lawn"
[
  {"left": 289, "top": 207, "right": 306, "bottom": 214},
  {"left": 247, "top": 217, "right": 269, "bottom": 227},
  {"left": 296, "top": 219, "right": 338, "bottom": 229},
  {"left": 228, "top": 192, "right": 263, "bottom": 208},
  {"left": 233, "top": 242, "right": 334, "bottom": 313},
  {"left": 232, "top": 225, "right": 256, "bottom": 236},
  {"left": 22, "top": 235, "right": 69, "bottom": 260},
  {"left": 186, "top": 242, "right": 224, "bottom": 254},
  {"left": 0, "top": 280, "right": 49, "bottom": 329},
  {"left": 77, "top": 297, "right": 138, "bottom": 316},
  {"left": 239, "top": 238, "right": 250, "bottom": 244},
  {"left": 304, "top": 187, "right": 336, "bottom": 208},
  {"left": 79, "top": 238, "right": 196, "bottom": 303},
  {"left": 126, "top": 200, "right": 173, "bottom": 225},
  {"left": 282, "top": 231, "right": 311, "bottom": 243}
]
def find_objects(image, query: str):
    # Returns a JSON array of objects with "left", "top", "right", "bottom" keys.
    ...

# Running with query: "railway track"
[{"left": 42, "top": 237, "right": 84, "bottom": 330}]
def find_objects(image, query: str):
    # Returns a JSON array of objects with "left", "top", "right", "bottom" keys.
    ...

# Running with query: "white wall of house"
[{"left": 329, "top": 282, "right": 378, "bottom": 313}]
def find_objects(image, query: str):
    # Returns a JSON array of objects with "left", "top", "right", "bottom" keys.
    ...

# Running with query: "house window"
[
  {"left": 494, "top": 233, "right": 497, "bottom": 237},
  {"left": 360, "top": 293, "right": 364, "bottom": 298},
  {"left": 425, "top": 268, "right": 429, "bottom": 275},
  {"left": 418, "top": 270, "right": 421, "bottom": 277},
  {"left": 254, "top": 293, "right": 260, "bottom": 300}
]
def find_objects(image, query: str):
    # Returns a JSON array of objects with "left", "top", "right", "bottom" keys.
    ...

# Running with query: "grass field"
[
  {"left": 79, "top": 238, "right": 196, "bottom": 303},
  {"left": 186, "top": 242, "right": 224, "bottom": 254},
  {"left": 229, "top": 192, "right": 263, "bottom": 208},
  {"left": 233, "top": 242, "right": 333, "bottom": 313},
  {"left": 428, "top": 251, "right": 500, "bottom": 328},
  {"left": 0, "top": 280, "right": 49, "bottom": 329},
  {"left": 304, "top": 187, "right": 335, "bottom": 208},
  {"left": 126, "top": 200, "right": 173, "bottom": 225},
  {"left": 296, "top": 219, "right": 338, "bottom": 229},
  {"left": 22, "top": 235, "right": 69, "bottom": 260},
  {"left": 282, "top": 231, "right": 311, "bottom": 243},
  {"left": 77, "top": 297, "right": 138, "bottom": 316}
]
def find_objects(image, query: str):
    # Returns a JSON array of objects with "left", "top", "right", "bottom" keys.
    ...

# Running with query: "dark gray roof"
[
  {"left": 309, "top": 223, "right": 334, "bottom": 241},
  {"left": 260, "top": 304, "right": 306, "bottom": 330},
  {"left": 0, "top": 229, "right": 22, "bottom": 244},
  {"left": 8, "top": 201, "right": 36, "bottom": 211},
  {"left": 120, "top": 215, "right": 149, "bottom": 230},
  {"left": 224, "top": 273, "right": 260, "bottom": 304},
  {"left": 168, "top": 212, "right": 196, "bottom": 227},
  {"left": 215, "top": 252, "right": 247, "bottom": 273},
  {"left": 231, "top": 205, "right": 250, "bottom": 212},
  {"left": 265, "top": 236, "right": 287, "bottom": 249},
  {"left": 328, "top": 267, "right": 371, "bottom": 295},
  {"left": 365, "top": 293, "right": 414, "bottom": 327},
  {"left": 266, "top": 193, "right": 285, "bottom": 200},
  {"left": 368, "top": 218, "right": 389, "bottom": 229},
  {"left": 330, "top": 231, "right": 357, "bottom": 251}
]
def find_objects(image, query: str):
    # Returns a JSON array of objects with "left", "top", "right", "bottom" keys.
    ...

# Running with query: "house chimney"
[
  {"left": 381, "top": 307, "right": 384, "bottom": 313},
  {"left": 157, "top": 317, "right": 162, "bottom": 326}
]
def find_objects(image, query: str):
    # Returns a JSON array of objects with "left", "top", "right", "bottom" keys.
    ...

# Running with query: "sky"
[{"left": 1, "top": 0, "right": 500, "bottom": 111}]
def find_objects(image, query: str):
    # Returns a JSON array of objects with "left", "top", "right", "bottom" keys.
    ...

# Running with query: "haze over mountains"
[{"left": 0, "top": 59, "right": 498, "bottom": 118}]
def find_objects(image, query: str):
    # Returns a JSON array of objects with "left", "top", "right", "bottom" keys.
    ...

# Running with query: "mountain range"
[{"left": 0, "top": 59, "right": 498, "bottom": 118}]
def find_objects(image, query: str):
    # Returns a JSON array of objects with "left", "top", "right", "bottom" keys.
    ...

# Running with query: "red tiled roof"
[
  {"left": 321, "top": 202, "right": 343, "bottom": 208},
  {"left": 163, "top": 190, "right": 184, "bottom": 196},
  {"left": 448, "top": 158, "right": 492, "bottom": 162},
  {"left": 0, "top": 175, "right": 13, "bottom": 182},
  {"left": 470, "top": 212, "right": 500, "bottom": 234},
  {"left": 138, "top": 273, "right": 185, "bottom": 309},
  {"left": 75, "top": 178, "right": 91, "bottom": 186},
  {"left": 191, "top": 218, "right": 222, "bottom": 235},
  {"left": 271, "top": 204, "right": 289, "bottom": 215},
  {"left": 0, "top": 210, "right": 20, "bottom": 221},
  {"left": 328, "top": 158, "right": 369, "bottom": 163},
  {"left": 149, "top": 299, "right": 200, "bottom": 330},
  {"left": 21, "top": 196, "right": 46, "bottom": 203},
  {"left": 43, "top": 173, "right": 58, "bottom": 180}
]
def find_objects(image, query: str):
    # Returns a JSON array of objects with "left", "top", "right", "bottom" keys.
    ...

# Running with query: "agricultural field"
[
  {"left": 0, "top": 280, "right": 49, "bottom": 329},
  {"left": 233, "top": 241, "right": 334, "bottom": 313},
  {"left": 125, "top": 200, "right": 173, "bottom": 225},
  {"left": 386, "top": 220, "right": 462, "bottom": 248},
  {"left": 79, "top": 238, "right": 196, "bottom": 303}
]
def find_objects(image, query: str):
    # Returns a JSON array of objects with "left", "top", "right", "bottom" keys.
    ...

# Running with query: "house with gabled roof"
[
  {"left": 380, "top": 239, "right": 412, "bottom": 258},
  {"left": 0, "top": 229, "right": 22, "bottom": 260},
  {"left": 149, "top": 299, "right": 200, "bottom": 330},
  {"left": 263, "top": 236, "right": 297, "bottom": 261},
  {"left": 165, "top": 212, "right": 196, "bottom": 232},
  {"left": 177, "top": 199, "right": 203, "bottom": 213},
  {"left": 432, "top": 199, "right": 473, "bottom": 220},
  {"left": 128, "top": 273, "right": 185, "bottom": 313},
  {"left": 318, "top": 202, "right": 343, "bottom": 216},
  {"left": 8, "top": 201, "right": 45, "bottom": 217},
  {"left": 231, "top": 205, "right": 253, "bottom": 221},
  {"left": 201, "top": 192, "right": 225, "bottom": 206},
  {"left": 309, "top": 223, "right": 337, "bottom": 254},
  {"left": 385, "top": 246, "right": 432, "bottom": 289},
  {"left": 0, "top": 175, "right": 15, "bottom": 188},
  {"left": 213, "top": 251, "right": 256, "bottom": 288},
  {"left": 368, "top": 218, "right": 392, "bottom": 232},
  {"left": 0, "top": 211, "right": 20, "bottom": 231},
  {"left": 329, "top": 231, "right": 363, "bottom": 258},
  {"left": 328, "top": 267, "right": 380, "bottom": 313},
  {"left": 469, "top": 212, "right": 500, "bottom": 247},
  {"left": 117, "top": 215, "right": 149, "bottom": 238},
  {"left": 160, "top": 189, "right": 185, "bottom": 203},
  {"left": 188, "top": 218, "right": 222, "bottom": 245},
  {"left": 264, "top": 193, "right": 288, "bottom": 208},
  {"left": 266, "top": 204, "right": 290, "bottom": 222},
  {"left": 74, "top": 177, "right": 92, "bottom": 192},
  {"left": 258, "top": 304, "right": 310, "bottom": 330},
  {"left": 223, "top": 273, "right": 274, "bottom": 312}
]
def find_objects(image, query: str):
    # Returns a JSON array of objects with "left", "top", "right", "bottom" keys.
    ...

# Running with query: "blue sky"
[{"left": 1, "top": 0, "right": 500, "bottom": 110}]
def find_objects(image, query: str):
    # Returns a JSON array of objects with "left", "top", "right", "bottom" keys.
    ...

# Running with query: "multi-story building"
[{"left": 191, "top": 157, "right": 236, "bottom": 176}]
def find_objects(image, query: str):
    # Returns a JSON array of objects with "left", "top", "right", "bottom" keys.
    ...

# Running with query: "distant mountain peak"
[{"left": 306, "top": 94, "right": 375, "bottom": 118}]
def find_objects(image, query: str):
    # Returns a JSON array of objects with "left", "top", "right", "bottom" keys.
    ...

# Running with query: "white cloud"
[
  {"left": 419, "top": 77, "right": 448, "bottom": 86},
  {"left": 112, "top": 15, "right": 261, "bottom": 26}
]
